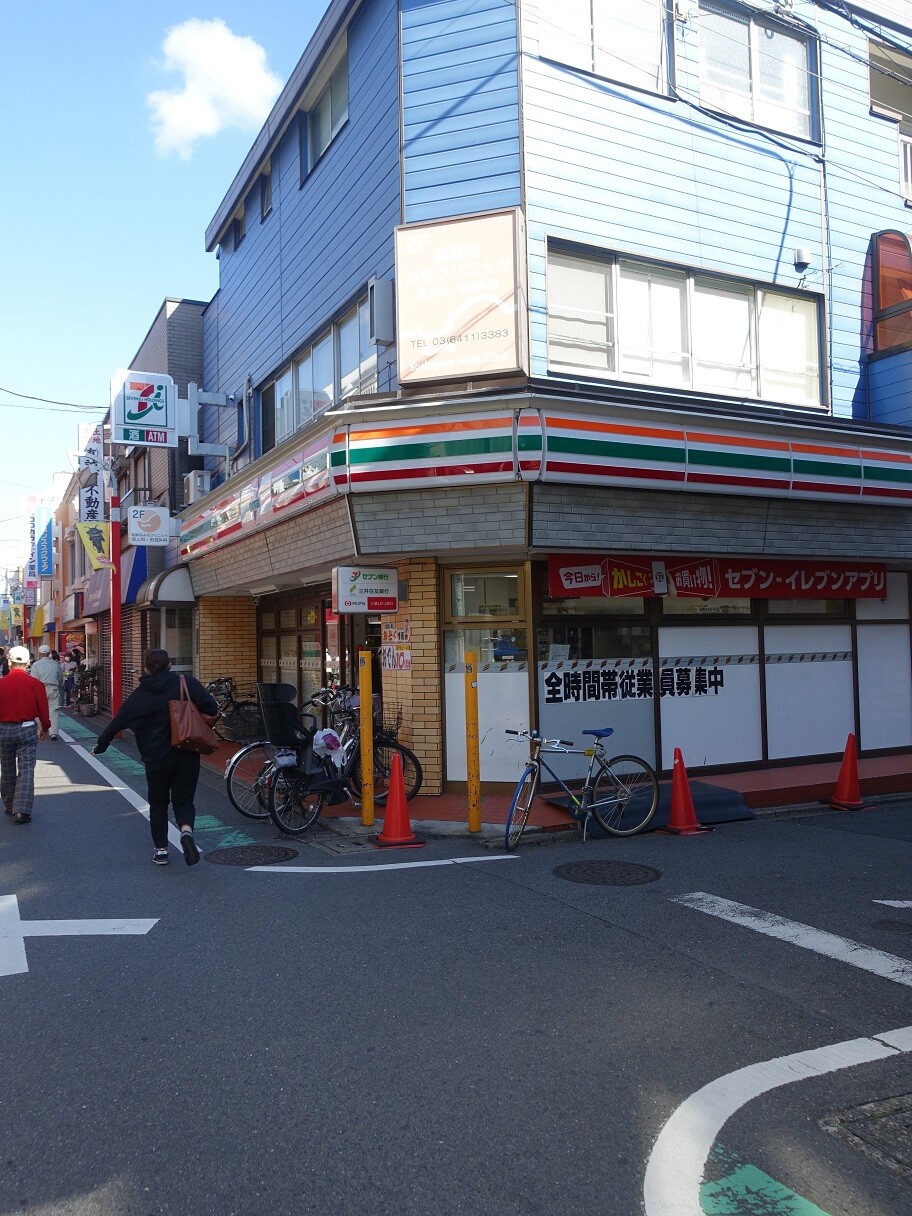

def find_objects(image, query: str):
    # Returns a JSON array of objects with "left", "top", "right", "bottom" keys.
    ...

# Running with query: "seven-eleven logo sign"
[
  {"left": 125, "top": 380, "right": 167, "bottom": 422},
  {"left": 112, "top": 369, "right": 177, "bottom": 448}
]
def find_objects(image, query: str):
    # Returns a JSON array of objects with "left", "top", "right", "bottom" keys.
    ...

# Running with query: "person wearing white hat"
[
  {"left": 0, "top": 646, "right": 50, "bottom": 823},
  {"left": 29, "top": 645, "right": 64, "bottom": 740}
]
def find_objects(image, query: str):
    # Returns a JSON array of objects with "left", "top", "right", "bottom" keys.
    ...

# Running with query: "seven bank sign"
[
  {"left": 112, "top": 370, "right": 177, "bottom": 448},
  {"left": 332, "top": 567, "right": 399, "bottom": 614}
]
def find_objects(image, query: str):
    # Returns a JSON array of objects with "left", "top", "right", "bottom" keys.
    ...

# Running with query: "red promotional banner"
[{"left": 548, "top": 555, "right": 888, "bottom": 600}]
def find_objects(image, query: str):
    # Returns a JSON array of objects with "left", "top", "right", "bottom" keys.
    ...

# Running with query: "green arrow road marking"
[{"left": 702, "top": 1147, "right": 832, "bottom": 1215}]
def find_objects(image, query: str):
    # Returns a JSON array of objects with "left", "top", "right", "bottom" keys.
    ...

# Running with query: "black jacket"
[{"left": 95, "top": 671, "right": 219, "bottom": 765}]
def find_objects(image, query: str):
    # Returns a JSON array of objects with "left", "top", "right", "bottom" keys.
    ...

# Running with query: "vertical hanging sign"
[{"left": 111, "top": 370, "right": 178, "bottom": 447}]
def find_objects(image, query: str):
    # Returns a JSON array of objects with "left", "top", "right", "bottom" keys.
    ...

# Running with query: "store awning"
[
  {"left": 83, "top": 547, "right": 149, "bottom": 616},
  {"left": 135, "top": 564, "right": 195, "bottom": 608},
  {"left": 27, "top": 605, "right": 44, "bottom": 638}
]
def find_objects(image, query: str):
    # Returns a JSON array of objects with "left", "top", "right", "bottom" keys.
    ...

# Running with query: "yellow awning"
[{"left": 27, "top": 605, "right": 44, "bottom": 638}]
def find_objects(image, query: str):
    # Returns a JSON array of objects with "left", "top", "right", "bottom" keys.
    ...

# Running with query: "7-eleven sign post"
[{"left": 111, "top": 370, "right": 178, "bottom": 448}]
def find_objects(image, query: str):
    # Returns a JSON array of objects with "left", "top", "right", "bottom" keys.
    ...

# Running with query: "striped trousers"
[{"left": 0, "top": 722, "right": 39, "bottom": 818}]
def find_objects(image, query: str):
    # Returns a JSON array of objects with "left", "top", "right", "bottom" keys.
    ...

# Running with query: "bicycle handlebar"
[{"left": 506, "top": 728, "right": 576, "bottom": 748}]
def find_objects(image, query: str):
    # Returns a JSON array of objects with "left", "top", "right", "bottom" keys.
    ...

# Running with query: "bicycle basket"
[
  {"left": 381, "top": 704, "right": 403, "bottom": 736},
  {"left": 220, "top": 703, "right": 264, "bottom": 742}
]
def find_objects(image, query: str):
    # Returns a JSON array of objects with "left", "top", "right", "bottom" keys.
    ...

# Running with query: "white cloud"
[{"left": 147, "top": 18, "right": 282, "bottom": 159}]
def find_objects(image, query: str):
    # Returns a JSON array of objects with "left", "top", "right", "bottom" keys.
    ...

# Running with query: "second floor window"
[
  {"left": 547, "top": 0, "right": 667, "bottom": 94},
  {"left": 304, "top": 57, "right": 348, "bottom": 176},
  {"left": 872, "top": 230, "right": 912, "bottom": 353},
  {"left": 268, "top": 298, "right": 377, "bottom": 448},
  {"left": 548, "top": 248, "right": 822, "bottom": 408},
  {"left": 698, "top": 2, "right": 816, "bottom": 140}
]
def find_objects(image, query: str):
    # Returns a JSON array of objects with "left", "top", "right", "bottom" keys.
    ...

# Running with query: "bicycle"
[
  {"left": 503, "top": 727, "right": 659, "bottom": 852},
  {"left": 206, "top": 676, "right": 262, "bottom": 742},
  {"left": 267, "top": 687, "right": 423, "bottom": 835}
]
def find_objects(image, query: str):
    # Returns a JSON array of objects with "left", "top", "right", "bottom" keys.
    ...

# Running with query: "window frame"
[
  {"left": 871, "top": 229, "right": 912, "bottom": 355},
  {"left": 299, "top": 55, "right": 349, "bottom": 182},
  {"left": 542, "top": 0, "right": 671, "bottom": 97},
  {"left": 698, "top": 1, "right": 818, "bottom": 142},
  {"left": 546, "top": 244, "right": 824, "bottom": 409},
  {"left": 260, "top": 171, "right": 272, "bottom": 221}
]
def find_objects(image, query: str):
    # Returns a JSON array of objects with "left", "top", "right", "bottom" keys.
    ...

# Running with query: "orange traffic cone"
[
  {"left": 374, "top": 750, "right": 425, "bottom": 849},
  {"left": 661, "top": 748, "right": 713, "bottom": 836},
  {"left": 823, "top": 734, "right": 873, "bottom": 811}
]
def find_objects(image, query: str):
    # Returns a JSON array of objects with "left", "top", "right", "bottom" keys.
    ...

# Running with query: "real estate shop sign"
[{"left": 548, "top": 555, "right": 888, "bottom": 600}]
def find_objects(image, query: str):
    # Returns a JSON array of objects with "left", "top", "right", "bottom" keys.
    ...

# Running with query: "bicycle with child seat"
[
  {"left": 503, "top": 727, "right": 659, "bottom": 851},
  {"left": 224, "top": 685, "right": 422, "bottom": 829}
]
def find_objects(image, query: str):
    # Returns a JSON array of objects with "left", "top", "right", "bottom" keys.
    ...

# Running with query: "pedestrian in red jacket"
[{"left": 0, "top": 646, "right": 50, "bottom": 824}]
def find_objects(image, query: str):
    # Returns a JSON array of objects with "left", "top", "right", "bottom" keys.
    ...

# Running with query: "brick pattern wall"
[
  {"left": 533, "top": 484, "right": 912, "bottom": 559},
  {"left": 353, "top": 484, "right": 526, "bottom": 554},
  {"left": 190, "top": 498, "right": 355, "bottom": 595},
  {"left": 197, "top": 598, "right": 258, "bottom": 689}
]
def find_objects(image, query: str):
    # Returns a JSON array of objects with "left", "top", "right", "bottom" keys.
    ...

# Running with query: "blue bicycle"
[{"left": 504, "top": 728, "right": 659, "bottom": 851}]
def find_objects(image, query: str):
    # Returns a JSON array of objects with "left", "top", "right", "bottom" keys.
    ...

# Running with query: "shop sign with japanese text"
[
  {"left": 548, "top": 555, "right": 887, "bottom": 600},
  {"left": 111, "top": 370, "right": 178, "bottom": 448},
  {"left": 127, "top": 506, "right": 171, "bottom": 547},
  {"left": 332, "top": 567, "right": 399, "bottom": 614}
]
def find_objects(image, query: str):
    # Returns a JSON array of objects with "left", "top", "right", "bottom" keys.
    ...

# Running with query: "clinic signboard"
[
  {"left": 111, "top": 370, "right": 178, "bottom": 448},
  {"left": 332, "top": 567, "right": 399, "bottom": 614},
  {"left": 127, "top": 506, "right": 171, "bottom": 547}
]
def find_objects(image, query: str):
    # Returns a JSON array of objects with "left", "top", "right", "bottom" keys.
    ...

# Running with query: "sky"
[{"left": 0, "top": 1, "right": 328, "bottom": 574}]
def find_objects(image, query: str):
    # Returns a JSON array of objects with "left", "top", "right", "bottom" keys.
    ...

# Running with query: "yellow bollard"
[
  {"left": 358, "top": 652, "right": 374, "bottom": 827},
  {"left": 465, "top": 650, "right": 481, "bottom": 833}
]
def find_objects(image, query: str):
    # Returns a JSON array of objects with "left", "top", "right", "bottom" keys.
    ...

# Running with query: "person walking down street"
[
  {"left": 30, "top": 644, "right": 64, "bottom": 739},
  {"left": 62, "top": 651, "right": 79, "bottom": 707},
  {"left": 0, "top": 645, "right": 50, "bottom": 824},
  {"left": 93, "top": 649, "right": 218, "bottom": 867}
]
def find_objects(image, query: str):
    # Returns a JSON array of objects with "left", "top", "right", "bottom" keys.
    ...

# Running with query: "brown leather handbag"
[{"left": 168, "top": 675, "right": 220, "bottom": 755}]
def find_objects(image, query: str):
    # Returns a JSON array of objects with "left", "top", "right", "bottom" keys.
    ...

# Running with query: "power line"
[{"left": 0, "top": 384, "right": 106, "bottom": 411}]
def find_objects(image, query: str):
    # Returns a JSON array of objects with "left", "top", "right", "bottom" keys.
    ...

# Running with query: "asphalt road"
[{"left": 1, "top": 725, "right": 911, "bottom": 1215}]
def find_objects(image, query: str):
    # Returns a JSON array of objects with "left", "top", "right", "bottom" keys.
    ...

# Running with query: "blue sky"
[{"left": 0, "top": 1, "right": 327, "bottom": 570}]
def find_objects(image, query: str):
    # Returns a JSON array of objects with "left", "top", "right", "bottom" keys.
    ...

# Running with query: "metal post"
[
  {"left": 465, "top": 650, "right": 481, "bottom": 832},
  {"left": 358, "top": 651, "right": 374, "bottom": 827},
  {"left": 110, "top": 492, "right": 122, "bottom": 715}
]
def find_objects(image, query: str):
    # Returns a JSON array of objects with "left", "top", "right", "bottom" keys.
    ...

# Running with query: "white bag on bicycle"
[{"left": 314, "top": 728, "right": 344, "bottom": 769}]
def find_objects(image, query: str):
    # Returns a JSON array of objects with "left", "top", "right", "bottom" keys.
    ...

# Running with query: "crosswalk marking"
[{"left": 673, "top": 892, "right": 912, "bottom": 987}]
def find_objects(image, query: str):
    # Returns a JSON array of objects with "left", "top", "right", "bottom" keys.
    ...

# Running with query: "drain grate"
[
  {"left": 822, "top": 1093, "right": 912, "bottom": 1183},
  {"left": 205, "top": 844, "right": 299, "bottom": 866},
  {"left": 553, "top": 860, "right": 661, "bottom": 886}
]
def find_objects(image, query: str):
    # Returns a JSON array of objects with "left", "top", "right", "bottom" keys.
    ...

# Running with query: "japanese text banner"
[
  {"left": 548, "top": 555, "right": 887, "bottom": 600},
  {"left": 76, "top": 522, "right": 114, "bottom": 570}
]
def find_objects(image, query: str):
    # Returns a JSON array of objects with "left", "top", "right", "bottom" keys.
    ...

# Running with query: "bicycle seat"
[{"left": 582, "top": 728, "right": 614, "bottom": 738}]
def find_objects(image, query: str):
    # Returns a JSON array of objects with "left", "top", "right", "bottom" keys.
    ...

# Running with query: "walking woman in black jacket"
[{"left": 94, "top": 649, "right": 219, "bottom": 866}]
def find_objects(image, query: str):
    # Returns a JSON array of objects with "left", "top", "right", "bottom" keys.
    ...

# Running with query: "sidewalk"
[{"left": 66, "top": 709, "right": 912, "bottom": 838}]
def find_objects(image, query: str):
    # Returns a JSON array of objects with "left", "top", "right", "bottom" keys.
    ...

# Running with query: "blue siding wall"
[
  {"left": 401, "top": 0, "right": 521, "bottom": 222},
  {"left": 870, "top": 349, "right": 912, "bottom": 425},
  {"left": 521, "top": 4, "right": 912, "bottom": 424},
  {"left": 202, "top": 0, "right": 401, "bottom": 456}
]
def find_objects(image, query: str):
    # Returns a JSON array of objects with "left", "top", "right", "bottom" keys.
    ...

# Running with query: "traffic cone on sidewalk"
[
  {"left": 823, "top": 734, "right": 873, "bottom": 811},
  {"left": 374, "top": 750, "right": 425, "bottom": 849},
  {"left": 660, "top": 748, "right": 713, "bottom": 836}
]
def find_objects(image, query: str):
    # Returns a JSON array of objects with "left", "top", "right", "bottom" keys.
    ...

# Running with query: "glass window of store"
[
  {"left": 443, "top": 568, "right": 530, "bottom": 783},
  {"left": 538, "top": 579, "right": 655, "bottom": 777}
]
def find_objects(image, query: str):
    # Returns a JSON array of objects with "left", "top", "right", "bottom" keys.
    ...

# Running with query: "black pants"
[{"left": 145, "top": 749, "right": 201, "bottom": 849}]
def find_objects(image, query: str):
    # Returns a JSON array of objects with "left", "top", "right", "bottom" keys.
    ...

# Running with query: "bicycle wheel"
[
  {"left": 268, "top": 768, "right": 326, "bottom": 835},
  {"left": 225, "top": 741, "right": 273, "bottom": 820},
  {"left": 504, "top": 764, "right": 538, "bottom": 851},
  {"left": 350, "top": 740, "right": 423, "bottom": 805},
  {"left": 591, "top": 755, "right": 659, "bottom": 836}
]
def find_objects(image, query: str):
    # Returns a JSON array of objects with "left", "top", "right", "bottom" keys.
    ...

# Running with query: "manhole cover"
[
  {"left": 873, "top": 918, "right": 912, "bottom": 934},
  {"left": 205, "top": 845, "right": 299, "bottom": 866},
  {"left": 553, "top": 860, "right": 661, "bottom": 886}
]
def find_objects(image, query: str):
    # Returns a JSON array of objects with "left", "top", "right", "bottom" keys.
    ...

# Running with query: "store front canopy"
[
  {"left": 83, "top": 547, "right": 149, "bottom": 615},
  {"left": 134, "top": 564, "right": 195, "bottom": 608}
]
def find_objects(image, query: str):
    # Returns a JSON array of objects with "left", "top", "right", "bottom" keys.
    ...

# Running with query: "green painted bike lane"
[{"left": 63, "top": 717, "right": 258, "bottom": 850}]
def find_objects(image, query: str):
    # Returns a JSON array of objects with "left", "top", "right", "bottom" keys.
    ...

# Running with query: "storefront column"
[
  {"left": 400, "top": 558, "right": 443, "bottom": 796},
  {"left": 198, "top": 597, "right": 258, "bottom": 689}
]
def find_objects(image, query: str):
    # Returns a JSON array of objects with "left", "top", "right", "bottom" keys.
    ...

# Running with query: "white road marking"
[
  {"left": 247, "top": 855, "right": 520, "bottom": 874},
  {"left": 72, "top": 740, "right": 190, "bottom": 855},
  {"left": 674, "top": 892, "right": 912, "bottom": 987},
  {"left": 874, "top": 900, "right": 912, "bottom": 908},
  {"left": 643, "top": 1024, "right": 912, "bottom": 1216},
  {"left": 1, "top": 894, "right": 157, "bottom": 977}
]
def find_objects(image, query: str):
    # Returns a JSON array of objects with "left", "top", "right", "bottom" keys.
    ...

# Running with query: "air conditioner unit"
[{"left": 183, "top": 470, "right": 211, "bottom": 504}]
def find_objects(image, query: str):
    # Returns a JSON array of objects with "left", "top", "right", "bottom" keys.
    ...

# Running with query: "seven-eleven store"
[{"left": 181, "top": 392, "right": 912, "bottom": 795}]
